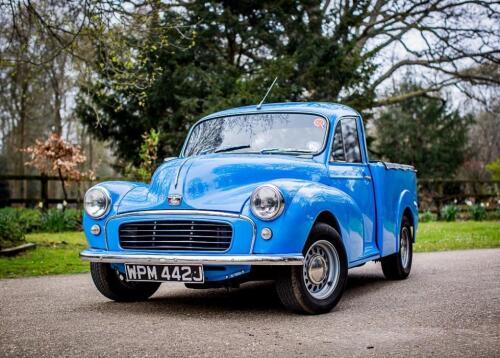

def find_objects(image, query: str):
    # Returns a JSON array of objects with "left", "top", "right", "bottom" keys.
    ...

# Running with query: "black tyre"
[
  {"left": 381, "top": 216, "right": 413, "bottom": 280},
  {"left": 275, "top": 223, "right": 348, "bottom": 314},
  {"left": 90, "top": 263, "right": 161, "bottom": 302}
]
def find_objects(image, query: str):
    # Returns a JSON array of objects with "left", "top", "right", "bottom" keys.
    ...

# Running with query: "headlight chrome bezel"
[
  {"left": 250, "top": 184, "right": 285, "bottom": 221},
  {"left": 84, "top": 186, "right": 111, "bottom": 219}
]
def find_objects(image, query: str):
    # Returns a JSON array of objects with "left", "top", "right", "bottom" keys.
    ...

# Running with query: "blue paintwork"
[{"left": 83, "top": 102, "right": 418, "bottom": 281}]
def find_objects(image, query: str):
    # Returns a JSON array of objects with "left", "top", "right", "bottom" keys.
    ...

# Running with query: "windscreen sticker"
[{"left": 313, "top": 117, "right": 326, "bottom": 128}]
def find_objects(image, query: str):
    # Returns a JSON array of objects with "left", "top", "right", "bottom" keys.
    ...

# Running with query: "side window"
[
  {"left": 330, "top": 122, "right": 345, "bottom": 162},
  {"left": 341, "top": 117, "right": 362, "bottom": 163}
]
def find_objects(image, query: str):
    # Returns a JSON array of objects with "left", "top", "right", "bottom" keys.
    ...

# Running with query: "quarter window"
[
  {"left": 341, "top": 117, "right": 362, "bottom": 163},
  {"left": 330, "top": 117, "right": 362, "bottom": 163},
  {"left": 330, "top": 123, "right": 345, "bottom": 161}
]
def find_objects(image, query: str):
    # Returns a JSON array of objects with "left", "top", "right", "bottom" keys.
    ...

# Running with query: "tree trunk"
[{"left": 57, "top": 168, "right": 68, "bottom": 209}]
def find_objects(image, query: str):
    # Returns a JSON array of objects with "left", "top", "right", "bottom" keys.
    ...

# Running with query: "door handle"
[{"left": 363, "top": 175, "right": 372, "bottom": 181}]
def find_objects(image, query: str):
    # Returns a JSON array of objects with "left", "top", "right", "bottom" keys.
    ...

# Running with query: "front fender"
[
  {"left": 83, "top": 181, "right": 143, "bottom": 249},
  {"left": 250, "top": 181, "right": 363, "bottom": 263}
]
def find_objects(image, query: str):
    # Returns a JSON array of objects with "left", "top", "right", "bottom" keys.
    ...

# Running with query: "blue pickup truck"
[{"left": 81, "top": 102, "right": 418, "bottom": 314}]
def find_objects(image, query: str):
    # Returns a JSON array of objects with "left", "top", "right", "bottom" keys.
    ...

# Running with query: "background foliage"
[
  {"left": 374, "top": 80, "right": 470, "bottom": 178},
  {"left": 0, "top": 0, "right": 498, "bottom": 181},
  {"left": 72, "top": 0, "right": 500, "bottom": 166}
]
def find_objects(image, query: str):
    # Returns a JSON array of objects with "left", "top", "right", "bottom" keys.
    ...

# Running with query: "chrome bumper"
[{"left": 80, "top": 249, "right": 304, "bottom": 266}]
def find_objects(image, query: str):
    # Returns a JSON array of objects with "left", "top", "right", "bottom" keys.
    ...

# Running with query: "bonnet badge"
[{"left": 168, "top": 194, "right": 182, "bottom": 206}]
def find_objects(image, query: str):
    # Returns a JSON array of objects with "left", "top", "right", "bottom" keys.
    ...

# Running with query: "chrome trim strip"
[
  {"left": 173, "top": 158, "right": 189, "bottom": 189},
  {"left": 80, "top": 250, "right": 303, "bottom": 266},
  {"left": 116, "top": 209, "right": 242, "bottom": 219},
  {"left": 382, "top": 162, "right": 416, "bottom": 172},
  {"left": 111, "top": 210, "right": 257, "bottom": 254}
]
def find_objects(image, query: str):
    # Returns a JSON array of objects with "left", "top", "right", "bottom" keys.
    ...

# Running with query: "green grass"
[
  {"left": 0, "top": 221, "right": 499, "bottom": 279},
  {"left": 415, "top": 221, "right": 500, "bottom": 252},
  {"left": 0, "top": 232, "right": 88, "bottom": 279}
]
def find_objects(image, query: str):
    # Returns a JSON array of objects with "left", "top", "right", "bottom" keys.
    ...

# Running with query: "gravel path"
[{"left": 1, "top": 249, "right": 499, "bottom": 357}]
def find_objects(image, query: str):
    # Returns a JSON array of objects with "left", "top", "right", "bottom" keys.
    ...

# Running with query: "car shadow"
[
  {"left": 344, "top": 268, "right": 390, "bottom": 296},
  {"left": 82, "top": 266, "right": 392, "bottom": 317}
]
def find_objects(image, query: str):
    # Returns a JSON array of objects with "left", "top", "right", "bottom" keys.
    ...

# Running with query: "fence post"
[
  {"left": 435, "top": 181, "right": 443, "bottom": 220},
  {"left": 40, "top": 175, "right": 48, "bottom": 209}
]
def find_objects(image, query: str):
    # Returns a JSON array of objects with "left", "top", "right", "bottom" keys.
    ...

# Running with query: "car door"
[{"left": 328, "top": 116, "right": 378, "bottom": 261}]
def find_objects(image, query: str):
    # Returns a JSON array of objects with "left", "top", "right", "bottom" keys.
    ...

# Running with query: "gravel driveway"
[{"left": 1, "top": 249, "right": 499, "bottom": 357}]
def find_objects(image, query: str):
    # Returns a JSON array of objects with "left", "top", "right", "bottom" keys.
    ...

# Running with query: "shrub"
[
  {"left": 41, "top": 208, "right": 82, "bottom": 232},
  {"left": 440, "top": 205, "right": 458, "bottom": 221},
  {"left": 419, "top": 210, "right": 435, "bottom": 222},
  {"left": 469, "top": 204, "right": 487, "bottom": 221},
  {"left": 0, "top": 213, "right": 25, "bottom": 249},
  {"left": 15, "top": 208, "right": 42, "bottom": 232},
  {"left": 0, "top": 208, "right": 42, "bottom": 233},
  {"left": 0, "top": 208, "right": 82, "bottom": 235},
  {"left": 487, "top": 207, "right": 500, "bottom": 220},
  {"left": 63, "top": 209, "right": 83, "bottom": 231}
]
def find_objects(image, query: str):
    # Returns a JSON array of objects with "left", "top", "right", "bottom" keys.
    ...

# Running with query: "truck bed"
[{"left": 368, "top": 161, "right": 418, "bottom": 257}]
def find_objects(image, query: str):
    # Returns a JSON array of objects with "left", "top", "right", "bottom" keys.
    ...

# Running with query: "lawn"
[
  {"left": 0, "top": 232, "right": 88, "bottom": 279},
  {"left": 414, "top": 221, "right": 500, "bottom": 252},
  {"left": 0, "top": 221, "right": 499, "bottom": 279}
]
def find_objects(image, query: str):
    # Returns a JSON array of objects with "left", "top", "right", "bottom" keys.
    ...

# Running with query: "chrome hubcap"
[
  {"left": 400, "top": 227, "right": 410, "bottom": 268},
  {"left": 308, "top": 255, "right": 327, "bottom": 284},
  {"left": 303, "top": 240, "right": 340, "bottom": 300}
]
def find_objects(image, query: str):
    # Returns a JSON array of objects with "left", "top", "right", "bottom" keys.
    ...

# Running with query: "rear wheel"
[
  {"left": 275, "top": 223, "right": 348, "bottom": 314},
  {"left": 381, "top": 216, "right": 413, "bottom": 280},
  {"left": 90, "top": 263, "right": 161, "bottom": 302}
]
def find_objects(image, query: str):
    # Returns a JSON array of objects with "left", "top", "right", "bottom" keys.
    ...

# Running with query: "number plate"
[{"left": 124, "top": 264, "right": 204, "bottom": 283}]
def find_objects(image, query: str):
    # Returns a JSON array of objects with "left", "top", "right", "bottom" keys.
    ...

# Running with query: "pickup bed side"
[{"left": 368, "top": 161, "right": 418, "bottom": 257}]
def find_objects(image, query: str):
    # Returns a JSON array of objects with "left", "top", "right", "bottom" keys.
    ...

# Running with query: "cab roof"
[{"left": 202, "top": 102, "right": 360, "bottom": 121}]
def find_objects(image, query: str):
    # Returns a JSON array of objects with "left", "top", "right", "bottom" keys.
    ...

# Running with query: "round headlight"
[
  {"left": 84, "top": 187, "right": 111, "bottom": 219},
  {"left": 251, "top": 184, "right": 284, "bottom": 221}
]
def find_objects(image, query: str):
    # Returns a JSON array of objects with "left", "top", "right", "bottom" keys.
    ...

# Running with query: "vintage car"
[{"left": 81, "top": 102, "right": 418, "bottom": 314}]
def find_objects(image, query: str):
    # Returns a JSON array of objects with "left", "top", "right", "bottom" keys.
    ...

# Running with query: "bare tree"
[
  {"left": 4, "top": 0, "right": 496, "bottom": 107},
  {"left": 322, "top": 0, "right": 500, "bottom": 107}
]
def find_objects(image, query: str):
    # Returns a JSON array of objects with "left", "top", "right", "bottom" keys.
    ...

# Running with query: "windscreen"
[{"left": 183, "top": 113, "right": 328, "bottom": 157}]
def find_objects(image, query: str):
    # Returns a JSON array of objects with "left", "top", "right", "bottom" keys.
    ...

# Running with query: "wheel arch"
[
  {"left": 402, "top": 207, "right": 416, "bottom": 242},
  {"left": 314, "top": 211, "right": 342, "bottom": 238},
  {"left": 312, "top": 211, "right": 347, "bottom": 257},
  {"left": 396, "top": 189, "right": 418, "bottom": 244}
]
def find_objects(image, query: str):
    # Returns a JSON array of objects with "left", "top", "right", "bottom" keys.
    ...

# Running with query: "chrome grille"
[{"left": 119, "top": 220, "right": 232, "bottom": 251}]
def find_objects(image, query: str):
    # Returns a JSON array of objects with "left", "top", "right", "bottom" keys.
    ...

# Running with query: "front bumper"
[{"left": 80, "top": 249, "right": 304, "bottom": 266}]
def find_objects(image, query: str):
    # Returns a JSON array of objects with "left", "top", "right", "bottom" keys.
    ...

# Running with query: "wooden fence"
[
  {"left": 0, "top": 175, "right": 499, "bottom": 212},
  {"left": 418, "top": 179, "right": 499, "bottom": 214},
  {"left": 0, "top": 175, "right": 117, "bottom": 208}
]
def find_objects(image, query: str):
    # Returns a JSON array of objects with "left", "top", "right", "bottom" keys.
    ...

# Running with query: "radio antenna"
[{"left": 256, "top": 77, "right": 278, "bottom": 110}]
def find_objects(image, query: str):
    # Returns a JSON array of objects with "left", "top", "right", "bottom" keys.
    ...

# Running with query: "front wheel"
[
  {"left": 90, "top": 263, "right": 161, "bottom": 302},
  {"left": 381, "top": 216, "right": 413, "bottom": 280},
  {"left": 275, "top": 223, "right": 348, "bottom": 314}
]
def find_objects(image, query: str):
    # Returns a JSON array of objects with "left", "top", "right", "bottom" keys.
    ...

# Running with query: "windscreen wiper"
[
  {"left": 214, "top": 144, "right": 251, "bottom": 153},
  {"left": 259, "top": 148, "right": 314, "bottom": 155},
  {"left": 199, "top": 144, "right": 251, "bottom": 155}
]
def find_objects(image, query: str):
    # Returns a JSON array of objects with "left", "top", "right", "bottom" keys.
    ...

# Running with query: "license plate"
[{"left": 124, "top": 264, "right": 204, "bottom": 283}]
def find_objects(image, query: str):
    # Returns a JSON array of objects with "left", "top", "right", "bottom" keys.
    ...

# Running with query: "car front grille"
[{"left": 119, "top": 220, "right": 233, "bottom": 251}]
